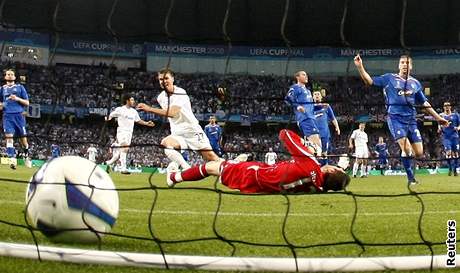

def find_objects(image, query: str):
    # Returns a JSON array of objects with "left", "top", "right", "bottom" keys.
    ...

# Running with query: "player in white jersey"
[
  {"left": 349, "top": 123, "right": 369, "bottom": 178},
  {"left": 105, "top": 94, "right": 154, "bottom": 174},
  {"left": 87, "top": 144, "right": 98, "bottom": 163},
  {"left": 264, "top": 148, "right": 277, "bottom": 165},
  {"left": 137, "top": 68, "right": 219, "bottom": 170}
]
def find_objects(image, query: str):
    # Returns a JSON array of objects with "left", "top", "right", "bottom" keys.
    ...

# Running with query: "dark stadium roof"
[{"left": 1, "top": 0, "right": 459, "bottom": 47}]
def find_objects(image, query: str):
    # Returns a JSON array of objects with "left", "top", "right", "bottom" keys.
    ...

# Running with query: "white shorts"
[
  {"left": 116, "top": 131, "right": 133, "bottom": 145},
  {"left": 171, "top": 131, "right": 212, "bottom": 152},
  {"left": 355, "top": 146, "right": 369, "bottom": 159}
]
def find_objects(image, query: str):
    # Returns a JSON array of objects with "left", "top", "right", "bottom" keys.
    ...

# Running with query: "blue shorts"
[
  {"left": 3, "top": 113, "right": 27, "bottom": 137},
  {"left": 210, "top": 142, "right": 223, "bottom": 157},
  {"left": 298, "top": 118, "right": 319, "bottom": 137},
  {"left": 442, "top": 137, "right": 459, "bottom": 152},
  {"left": 378, "top": 157, "right": 388, "bottom": 165},
  {"left": 387, "top": 116, "right": 422, "bottom": 143},
  {"left": 320, "top": 136, "right": 331, "bottom": 153}
]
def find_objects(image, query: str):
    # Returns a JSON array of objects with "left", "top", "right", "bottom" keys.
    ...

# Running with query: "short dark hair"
[
  {"left": 3, "top": 68, "right": 15, "bottom": 75},
  {"left": 323, "top": 171, "right": 350, "bottom": 192},
  {"left": 294, "top": 70, "right": 305, "bottom": 80},
  {"left": 158, "top": 68, "right": 175, "bottom": 77},
  {"left": 122, "top": 94, "right": 133, "bottom": 104}
]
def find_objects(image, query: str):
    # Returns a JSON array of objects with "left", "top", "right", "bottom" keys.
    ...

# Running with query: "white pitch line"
[
  {"left": 124, "top": 209, "right": 460, "bottom": 217},
  {"left": 3, "top": 199, "right": 459, "bottom": 218}
]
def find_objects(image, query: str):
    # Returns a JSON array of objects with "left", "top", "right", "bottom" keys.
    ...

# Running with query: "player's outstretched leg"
[{"left": 167, "top": 163, "right": 210, "bottom": 188}]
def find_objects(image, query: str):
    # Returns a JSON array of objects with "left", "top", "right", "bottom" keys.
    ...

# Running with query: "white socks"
[
  {"left": 165, "top": 147, "right": 191, "bottom": 170},
  {"left": 120, "top": 151, "right": 127, "bottom": 171},
  {"left": 361, "top": 164, "right": 367, "bottom": 176},
  {"left": 106, "top": 148, "right": 120, "bottom": 165},
  {"left": 353, "top": 162, "right": 359, "bottom": 176}
]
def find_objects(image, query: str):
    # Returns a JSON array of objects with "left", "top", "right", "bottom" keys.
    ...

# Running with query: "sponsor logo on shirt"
[{"left": 310, "top": 171, "right": 317, "bottom": 183}]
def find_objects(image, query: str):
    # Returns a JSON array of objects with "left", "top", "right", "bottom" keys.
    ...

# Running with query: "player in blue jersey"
[
  {"left": 51, "top": 143, "right": 61, "bottom": 158},
  {"left": 374, "top": 137, "right": 389, "bottom": 175},
  {"left": 285, "top": 71, "right": 321, "bottom": 155},
  {"left": 313, "top": 90, "right": 340, "bottom": 166},
  {"left": 438, "top": 101, "right": 460, "bottom": 176},
  {"left": 204, "top": 115, "right": 223, "bottom": 157},
  {"left": 0, "top": 69, "right": 31, "bottom": 169},
  {"left": 354, "top": 55, "right": 448, "bottom": 184}
]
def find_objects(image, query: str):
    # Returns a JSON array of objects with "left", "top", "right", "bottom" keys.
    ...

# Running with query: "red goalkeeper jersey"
[{"left": 220, "top": 129, "right": 324, "bottom": 193}]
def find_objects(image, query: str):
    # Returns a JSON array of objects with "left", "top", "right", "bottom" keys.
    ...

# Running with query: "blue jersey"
[
  {"left": 51, "top": 144, "right": 61, "bottom": 158},
  {"left": 285, "top": 84, "right": 315, "bottom": 122},
  {"left": 204, "top": 124, "right": 222, "bottom": 144},
  {"left": 0, "top": 84, "right": 29, "bottom": 114},
  {"left": 375, "top": 143, "right": 388, "bottom": 158},
  {"left": 440, "top": 112, "right": 460, "bottom": 139},
  {"left": 372, "top": 73, "right": 427, "bottom": 119},
  {"left": 313, "top": 103, "right": 336, "bottom": 138}
]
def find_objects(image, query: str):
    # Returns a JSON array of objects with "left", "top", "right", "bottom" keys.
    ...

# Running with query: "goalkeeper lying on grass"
[{"left": 166, "top": 129, "right": 350, "bottom": 194}]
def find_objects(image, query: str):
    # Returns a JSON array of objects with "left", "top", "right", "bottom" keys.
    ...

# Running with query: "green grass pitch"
[{"left": 0, "top": 165, "right": 459, "bottom": 273}]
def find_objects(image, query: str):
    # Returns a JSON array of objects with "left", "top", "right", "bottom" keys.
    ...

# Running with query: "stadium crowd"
[
  {"left": 1, "top": 62, "right": 458, "bottom": 170},
  {"left": 18, "top": 63, "right": 460, "bottom": 120}
]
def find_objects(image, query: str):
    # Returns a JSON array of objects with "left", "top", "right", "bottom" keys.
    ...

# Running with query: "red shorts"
[{"left": 220, "top": 160, "right": 264, "bottom": 193}]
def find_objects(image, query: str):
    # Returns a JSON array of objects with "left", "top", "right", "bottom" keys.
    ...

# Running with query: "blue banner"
[
  {"left": 0, "top": 31, "right": 49, "bottom": 47},
  {"left": 147, "top": 43, "right": 460, "bottom": 59},
  {"left": 146, "top": 43, "right": 228, "bottom": 57},
  {"left": 56, "top": 38, "right": 145, "bottom": 58},
  {"left": 40, "top": 104, "right": 89, "bottom": 117}
]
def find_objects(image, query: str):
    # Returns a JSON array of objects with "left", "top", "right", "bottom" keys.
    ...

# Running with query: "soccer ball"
[{"left": 25, "top": 156, "right": 119, "bottom": 243}]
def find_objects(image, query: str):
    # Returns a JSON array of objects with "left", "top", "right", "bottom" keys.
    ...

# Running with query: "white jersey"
[
  {"left": 350, "top": 129, "right": 368, "bottom": 149},
  {"left": 157, "top": 86, "right": 203, "bottom": 136},
  {"left": 109, "top": 106, "right": 141, "bottom": 134},
  {"left": 87, "top": 147, "right": 98, "bottom": 162},
  {"left": 265, "top": 152, "right": 277, "bottom": 165}
]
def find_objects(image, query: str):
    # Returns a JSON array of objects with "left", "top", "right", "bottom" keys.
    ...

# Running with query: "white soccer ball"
[{"left": 25, "top": 156, "right": 119, "bottom": 243}]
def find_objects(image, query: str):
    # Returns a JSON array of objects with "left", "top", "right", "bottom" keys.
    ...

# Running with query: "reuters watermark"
[{"left": 446, "top": 220, "right": 456, "bottom": 267}]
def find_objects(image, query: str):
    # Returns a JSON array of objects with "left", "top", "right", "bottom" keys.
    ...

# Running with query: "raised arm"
[
  {"left": 136, "top": 103, "right": 181, "bottom": 118},
  {"left": 423, "top": 101, "right": 449, "bottom": 126},
  {"left": 327, "top": 105, "right": 340, "bottom": 135},
  {"left": 136, "top": 119, "right": 155, "bottom": 127},
  {"left": 354, "top": 55, "right": 373, "bottom": 86}
]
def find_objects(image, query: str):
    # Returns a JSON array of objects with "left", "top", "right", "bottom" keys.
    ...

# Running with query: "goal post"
[{"left": 0, "top": 242, "right": 456, "bottom": 272}]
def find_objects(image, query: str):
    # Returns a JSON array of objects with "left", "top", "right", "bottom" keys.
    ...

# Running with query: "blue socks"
[
  {"left": 319, "top": 158, "right": 328, "bottom": 166},
  {"left": 401, "top": 155, "right": 415, "bottom": 182},
  {"left": 6, "top": 147, "right": 16, "bottom": 158}
]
